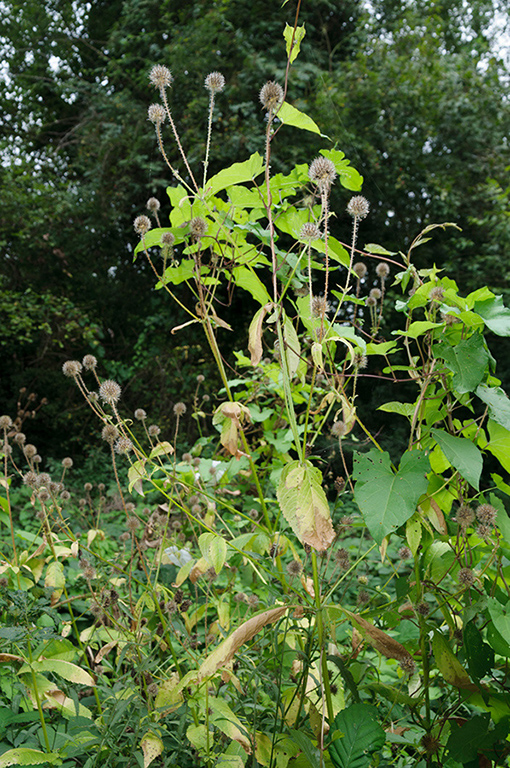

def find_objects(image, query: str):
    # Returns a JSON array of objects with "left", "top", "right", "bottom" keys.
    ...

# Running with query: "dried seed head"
[
  {"left": 205, "top": 71, "right": 225, "bottom": 93},
  {"left": 173, "top": 402, "right": 187, "bottom": 417},
  {"left": 375, "top": 262, "right": 390, "bottom": 280},
  {"left": 369, "top": 287, "right": 381, "bottom": 300},
  {"left": 352, "top": 350, "right": 368, "bottom": 370},
  {"left": 0, "top": 415, "right": 12, "bottom": 430},
  {"left": 38, "top": 488, "right": 50, "bottom": 502},
  {"left": 32, "top": 455, "right": 42, "bottom": 464},
  {"left": 399, "top": 656, "right": 417, "bottom": 675},
  {"left": 161, "top": 231, "right": 175, "bottom": 246},
  {"left": 476, "top": 524, "right": 492, "bottom": 540},
  {"left": 84, "top": 482, "right": 93, "bottom": 492},
  {"left": 13, "top": 432, "right": 26, "bottom": 446},
  {"left": 114, "top": 436, "right": 133, "bottom": 455},
  {"left": 366, "top": 295, "right": 377, "bottom": 308},
  {"left": 353, "top": 262, "right": 367, "bottom": 279},
  {"left": 456, "top": 503, "right": 475, "bottom": 529},
  {"left": 476, "top": 503, "right": 497, "bottom": 526},
  {"left": 429, "top": 286, "right": 444, "bottom": 302},
  {"left": 416, "top": 601, "right": 430, "bottom": 617},
  {"left": 99, "top": 380, "right": 121, "bottom": 405},
  {"left": 101, "top": 424, "right": 119, "bottom": 444},
  {"left": 259, "top": 80, "right": 284, "bottom": 111},
  {"left": 23, "top": 471, "right": 37, "bottom": 487},
  {"left": 149, "top": 64, "right": 173, "bottom": 89},
  {"left": 311, "top": 295, "right": 330, "bottom": 318},
  {"left": 134, "top": 408, "right": 147, "bottom": 421},
  {"left": 36, "top": 472, "right": 51, "bottom": 488},
  {"left": 347, "top": 195, "right": 370, "bottom": 219},
  {"left": 60, "top": 490, "right": 71, "bottom": 501},
  {"left": 458, "top": 567, "right": 476, "bottom": 587},
  {"left": 189, "top": 217, "right": 207, "bottom": 240},
  {"left": 398, "top": 546, "right": 412, "bottom": 560},
  {"left": 82, "top": 354, "right": 97, "bottom": 370},
  {"left": 62, "top": 360, "right": 82, "bottom": 378},
  {"left": 62, "top": 457, "right": 73, "bottom": 469},
  {"left": 334, "top": 476, "right": 345, "bottom": 493},
  {"left": 287, "top": 560, "right": 303, "bottom": 577},
  {"left": 148, "top": 103, "right": 166, "bottom": 125},
  {"left": 331, "top": 421, "right": 348, "bottom": 438},
  {"left": 421, "top": 734, "right": 441, "bottom": 755},
  {"left": 134, "top": 215, "right": 151, "bottom": 236},
  {"left": 23, "top": 444, "right": 37, "bottom": 459},
  {"left": 196, "top": 374, "right": 205, "bottom": 383},
  {"left": 146, "top": 197, "right": 160, "bottom": 213},
  {"left": 148, "top": 424, "right": 161, "bottom": 437},
  {"left": 127, "top": 516, "right": 140, "bottom": 532},
  {"left": 300, "top": 222, "right": 321, "bottom": 242},
  {"left": 309, "top": 157, "right": 337, "bottom": 191}
]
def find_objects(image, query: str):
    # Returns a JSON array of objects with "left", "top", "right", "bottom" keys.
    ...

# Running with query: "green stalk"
[{"left": 311, "top": 552, "right": 334, "bottom": 725}]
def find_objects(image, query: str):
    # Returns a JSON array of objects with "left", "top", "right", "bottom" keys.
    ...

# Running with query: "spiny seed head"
[
  {"left": 84, "top": 482, "right": 92, "bottom": 492},
  {"left": 205, "top": 71, "right": 225, "bottom": 93},
  {"left": 376, "top": 262, "right": 390, "bottom": 280},
  {"left": 0, "top": 415, "right": 12, "bottom": 430},
  {"left": 352, "top": 350, "right": 368, "bottom": 370},
  {"left": 148, "top": 103, "right": 166, "bottom": 125},
  {"left": 1, "top": 442, "right": 11, "bottom": 456},
  {"left": 82, "top": 354, "right": 97, "bottom": 370},
  {"left": 189, "top": 217, "right": 207, "bottom": 239},
  {"left": 476, "top": 524, "right": 492, "bottom": 540},
  {"left": 259, "top": 80, "right": 284, "bottom": 111},
  {"left": 421, "top": 734, "right": 441, "bottom": 755},
  {"left": 335, "top": 549, "right": 350, "bottom": 569},
  {"left": 458, "top": 567, "right": 476, "bottom": 587},
  {"left": 148, "top": 424, "right": 161, "bottom": 437},
  {"left": 287, "top": 560, "right": 303, "bottom": 577},
  {"left": 456, "top": 503, "right": 475, "bottom": 528},
  {"left": 476, "top": 503, "right": 497, "bottom": 525},
  {"left": 173, "top": 402, "right": 187, "bottom": 417},
  {"left": 311, "top": 295, "right": 330, "bottom": 318},
  {"left": 353, "top": 261, "right": 367, "bottom": 279},
  {"left": 38, "top": 489, "right": 50, "bottom": 502},
  {"left": 60, "top": 490, "right": 71, "bottom": 501},
  {"left": 99, "top": 380, "right": 121, "bottom": 405},
  {"left": 134, "top": 215, "right": 151, "bottom": 236},
  {"left": 62, "top": 360, "right": 82, "bottom": 378},
  {"left": 23, "top": 444, "right": 37, "bottom": 459},
  {"left": 134, "top": 408, "right": 147, "bottom": 421},
  {"left": 366, "top": 295, "right": 377, "bottom": 308},
  {"left": 335, "top": 476, "right": 345, "bottom": 493},
  {"left": 149, "top": 64, "right": 173, "bottom": 89},
  {"left": 430, "top": 286, "right": 444, "bottom": 302},
  {"left": 196, "top": 374, "right": 205, "bottom": 383},
  {"left": 347, "top": 195, "right": 370, "bottom": 219},
  {"left": 369, "top": 287, "right": 381, "bottom": 300},
  {"left": 127, "top": 516, "right": 140, "bottom": 532},
  {"left": 36, "top": 472, "right": 51, "bottom": 488},
  {"left": 300, "top": 222, "right": 321, "bottom": 242},
  {"left": 13, "top": 432, "right": 26, "bottom": 446},
  {"left": 61, "top": 456, "right": 73, "bottom": 469},
  {"left": 399, "top": 656, "right": 417, "bottom": 675},
  {"left": 161, "top": 231, "right": 175, "bottom": 246},
  {"left": 331, "top": 421, "right": 348, "bottom": 438},
  {"left": 114, "top": 436, "right": 133, "bottom": 455},
  {"left": 23, "top": 471, "right": 37, "bottom": 487},
  {"left": 32, "top": 455, "right": 41, "bottom": 464},
  {"left": 398, "top": 546, "right": 412, "bottom": 560},
  {"left": 101, "top": 424, "right": 119, "bottom": 444},
  {"left": 416, "top": 601, "right": 430, "bottom": 616},
  {"left": 309, "top": 157, "right": 337, "bottom": 191},
  {"left": 146, "top": 197, "right": 160, "bottom": 213}
]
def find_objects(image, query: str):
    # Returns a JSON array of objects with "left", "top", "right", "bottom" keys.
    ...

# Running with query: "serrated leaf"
[
  {"left": 353, "top": 449, "right": 429, "bottom": 544},
  {"left": 283, "top": 23, "right": 306, "bottom": 63},
  {"left": 329, "top": 704, "right": 385, "bottom": 768},
  {"left": 0, "top": 748, "right": 62, "bottom": 766},
  {"left": 430, "top": 429, "right": 482, "bottom": 490},
  {"left": 476, "top": 384, "right": 510, "bottom": 430},
  {"left": 277, "top": 460, "right": 334, "bottom": 551}
]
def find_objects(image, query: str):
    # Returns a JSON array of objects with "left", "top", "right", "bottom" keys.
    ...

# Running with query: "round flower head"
[
  {"left": 353, "top": 262, "right": 367, "bottom": 279},
  {"left": 62, "top": 360, "right": 82, "bottom": 378},
  {"left": 399, "top": 656, "right": 417, "bottom": 676},
  {"left": 331, "top": 421, "right": 347, "bottom": 438},
  {"left": 369, "top": 288, "right": 381, "bottom": 300},
  {"left": 366, "top": 295, "right": 377, "bottom": 308},
  {"left": 82, "top": 354, "right": 97, "bottom": 370},
  {"left": 99, "top": 380, "right": 121, "bottom": 405},
  {"left": 23, "top": 471, "right": 37, "bottom": 487},
  {"left": 148, "top": 424, "right": 161, "bottom": 437},
  {"left": 287, "top": 560, "right": 302, "bottom": 577},
  {"left": 259, "top": 80, "right": 284, "bottom": 112},
  {"left": 161, "top": 232, "right": 175, "bottom": 246},
  {"left": 62, "top": 457, "right": 73, "bottom": 469},
  {"left": 309, "top": 157, "right": 337, "bottom": 191},
  {"left": 101, "top": 424, "right": 119, "bottom": 444},
  {"left": 300, "top": 222, "right": 321, "bottom": 242},
  {"left": 429, "top": 286, "right": 444, "bottom": 302},
  {"left": 134, "top": 215, "right": 151, "bottom": 236},
  {"left": 352, "top": 350, "right": 367, "bottom": 369},
  {"left": 14, "top": 432, "right": 26, "bottom": 446},
  {"left": 146, "top": 197, "right": 160, "bottom": 214},
  {"left": 149, "top": 64, "right": 173, "bottom": 90},
  {"left": 148, "top": 103, "right": 166, "bottom": 125},
  {"left": 347, "top": 196, "right": 370, "bottom": 219},
  {"left": 0, "top": 415, "right": 12, "bottom": 430},
  {"left": 189, "top": 217, "right": 207, "bottom": 240},
  {"left": 23, "top": 444, "right": 37, "bottom": 459},
  {"left": 376, "top": 262, "right": 390, "bottom": 280},
  {"left": 173, "top": 402, "right": 187, "bottom": 417},
  {"left": 134, "top": 408, "right": 147, "bottom": 421},
  {"left": 205, "top": 71, "right": 225, "bottom": 93},
  {"left": 398, "top": 546, "right": 412, "bottom": 560}
]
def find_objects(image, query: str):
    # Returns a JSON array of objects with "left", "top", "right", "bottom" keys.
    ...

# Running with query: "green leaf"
[
  {"left": 277, "top": 101, "right": 327, "bottom": 137},
  {"left": 377, "top": 401, "right": 415, "bottom": 417},
  {"left": 485, "top": 420, "right": 510, "bottom": 473},
  {"left": 353, "top": 449, "right": 429, "bottom": 544},
  {"left": 231, "top": 266, "right": 271, "bottom": 305},
  {"left": 447, "top": 715, "right": 491, "bottom": 762},
  {"left": 363, "top": 243, "right": 397, "bottom": 256},
  {"left": 133, "top": 227, "right": 182, "bottom": 260},
  {"left": 432, "top": 630, "right": 473, "bottom": 689},
  {"left": 277, "top": 460, "right": 334, "bottom": 551},
  {"left": 157, "top": 260, "right": 195, "bottom": 287},
  {"left": 430, "top": 429, "right": 482, "bottom": 490},
  {"left": 287, "top": 730, "right": 320, "bottom": 768},
  {"left": 329, "top": 704, "right": 385, "bottom": 768},
  {"left": 283, "top": 23, "right": 306, "bottom": 63},
  {"left": 207, "top": 153, "right": 264, "bottom": 195},
  {"left": 30, "top": 659, "right": 95, "bottom": 686},
  {"left": 476, "top": 384, "right": 510, "bottom": 431},
  {"left": 474, "top": 294, "right": 510, "bottom": 336},
  {"left": 0, "top": 748, "right": 62, "bottom": 766},
  {"left": 319, "top": 149, "right": 363, "bottom": 191},
  {"left": 435, "top": 334, "right": 489, "bottom": 393},
  {"left": 463, "top": 621, "right": 494, "bottom": 684},
  {"left": 198, "top": 533, "right": 227, "bottom": 575},
  {"left": 487, "top": 598, "right": 510, "bottom": 653},
  {"left": 395, "top": 320, "right": 443, "bottom": 338}
]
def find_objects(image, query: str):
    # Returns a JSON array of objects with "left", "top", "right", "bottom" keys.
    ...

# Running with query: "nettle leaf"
[
  {"left": 353, "top": 450, "right": 429, "bottom": 544},
  {"left": 446, "top": 715, "right": 492, "bottom": 763},
  {"left": 277, "top": 460, "right": 334, "bottom": 551},
  {"left": 329, "top": 704, "right": 385, "bottom": 768},
  {"left": 430, "top": 429, "right": 482, "bottom": 490},
  {"left": 476, "top": 384, "right": 510, "bottom": 431},
  {"left": 435, "top": 334, "right": 489, "bottom": 393},
  {"left": 474, "top": 294, "right": 510, "bottom": 336}
]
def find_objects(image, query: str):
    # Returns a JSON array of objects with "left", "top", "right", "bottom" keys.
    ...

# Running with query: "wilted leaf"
[
  {"left": 44, "top": 561, "right": 65, "bottom": 606},
  {"left": 432, "top": 631, "right": 477, "bottom": 690},
  {"left": 212, "top": 402, "right": 251, "bottom": 458},
  {"left": 0, "top": 748, "right": 62, "bottom": 766},
  {"left": 349, "top": 613, "right": 413, "bottom": 663},
  {"left": 140, "top": 731, "right": 164, "bottom": 768},
  {"left": 209, "top": 696, "right": 252, "bottom": 754},
  {"left": 248, "top": 304, "right": 271, "bottom": 365},
  {"left": 277, "top": 460, "right": 334, "bottom": 551}
]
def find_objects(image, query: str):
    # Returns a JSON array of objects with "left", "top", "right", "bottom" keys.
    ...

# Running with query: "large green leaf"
[
  {"left": 353, "top": 449, "right": 429, "bottom": 544},
  {"left": 474, "top": 295, "right": 510, "bottom": 336},
  {"left": 430, "top": 429, "right": 482, "bottom": 490},
  {"left": 0, "top": 748, "right": 62, "bottom": 766},
  {"left": 329, "top": 704, "right": 385, "bottom": 768},
  {"left": 476, "top": 384, "right": 510, "bottom": 431},
  {"left": 277, "top": 460, "right": 334, "bottom": 551},
  {"left": 207, "top": 153, "right": 264, "bottom": 195},
  {"left": 435, "top": 333, "right": 489, "bottom": 393},
  {"left": 277, "top": 101, "right": 327, "bottom": 137},
  {"left": 231, "top": 266, "right": 271, "bottom": 306},
  {"left": 446, "top": 715, "right": 491, "bottom": 763},
  {"left": 463, "top": 621, "right": 494, "bottom": 684},
  {"left": 486, "top": 419, "right": 510, "bottom": 473}
]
